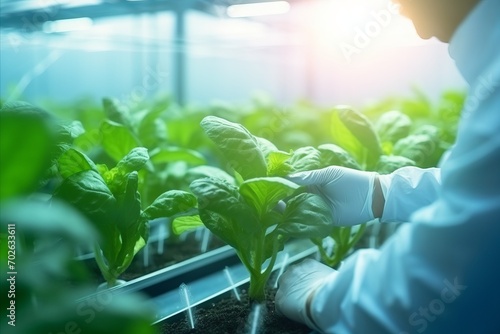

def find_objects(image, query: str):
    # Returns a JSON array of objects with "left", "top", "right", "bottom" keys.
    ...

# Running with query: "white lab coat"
[{"left": 307, "top": 0, "right": 500, "bottom": 333}]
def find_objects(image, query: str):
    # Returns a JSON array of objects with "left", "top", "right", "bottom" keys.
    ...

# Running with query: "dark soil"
[{"left": 157, "top": 288, "right": 312, "bottom": 334}]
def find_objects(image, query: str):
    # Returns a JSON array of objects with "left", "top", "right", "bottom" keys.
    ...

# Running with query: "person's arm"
[
  {"left": 377, "top": 167, "right": 441, "bottom": 222},
  {"left": 288, "top": 166, "right": 441, "bottom": 226},
  {"left": 277, "top": 56, "right": 500, "bottom": 333}
]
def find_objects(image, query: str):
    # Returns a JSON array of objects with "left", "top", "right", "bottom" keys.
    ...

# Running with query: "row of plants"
[
  {"left": 0, "top": 89, "right": 463, "bottom": 331},
  {"left": 0, "top": 102, "right": 156, "bottom": 334}
]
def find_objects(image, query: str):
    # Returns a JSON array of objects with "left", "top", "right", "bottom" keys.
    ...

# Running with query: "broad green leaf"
[
  {"left": 375, "top": 110, "right": 412, "bottom": 143},
  {"left": 53, "top": 170, "right": 117, "bottom": 231},
  {"left": 240, "top": 177, "right": 299, "bottom": 217},
  {"left": 331, "top": 106, "right": 381, "bottom": 167},
  {"left": 190, "top": 177, "right": 258, "bottom": 248},
  {"left": 0, "top": 100, "right": 50, "bottom": 117},
  {"left": 266, "top": 151, "right": 293, "bottom": 177},
  {"left": 393, "top": 134, "right": 436, "bottom": 166},
  {"left": 412, "top": 125, "right": 442, "bottom": 167},
  {"left": 100, "top": 120, "right": 141, "bottom": 163},
  {"left": 190, "top": 178, "right": 248, "bottom": 220},
  {"left": 288, "top": 146, "right": 322, "bottom": 172},
  {"left": 376, "top": 155, "right": 416, "bottom": 174},
  {"left": 116, "top": 147, "right": 149, "bottom": 173},
  {"left": 143, "top": 190, "right": 197, "bottom": 219},
  {"left": 150, "top": 147, "right": 206, "bottom": 165},
  {"left": 53, "top": 170, "right": 119, "bottom": 262},
  {"left": 278, "top": 193, "right": 332, "bottom": 238},
  {"left": 255, "top": 136, "right": 279, "bottom": 157},
  {"left": 331, "top": 110, "right": 363, "bottom": 160},
  {"left": 137, "top": 108, "right": 168, "bottom": 148},
  {"left": 318, "top": 144, "right": 361, "bottom": 170},
  {"left": 57, "top": 148, "right": 96, "bottom": 179},
  {"left": 185, "top": 165, "right": 235, "bottom": 185},
  {"left": 172, "top": 215, "right": 204, "bottom": 235},
  {"left": 200, "top": 116, "right": 267, "bottom": 180},
  {"left": 57, "top": 120, "right": 85, "bottom": 142},
  {"left": 413, "top": 124, "right": 440, "bottom": 141},
  {"left": 338, "top": 107, "right": 381, "bottom": 165},
  {"left": 116, "top": 172, "right": 141, "bottom": 231},
  {"left": 73, "top": 128, "right": 100, "bottom": 152},
  {"left": 102, "top": 97, "right": 128, "bottom": 124},
  {"left": 0, "top": 101, "right": 54, "bottom": 200},
  {"left": 0, "top": 198, "right": 96, "bottom": 242}
]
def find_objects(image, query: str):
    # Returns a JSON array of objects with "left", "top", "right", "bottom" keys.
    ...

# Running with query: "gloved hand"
[
  {"left": 275, "top": 259, "right": 336, "bottom": 328},
  {"left": 288, "top": 166, "right": 377, "bottom": 226}
]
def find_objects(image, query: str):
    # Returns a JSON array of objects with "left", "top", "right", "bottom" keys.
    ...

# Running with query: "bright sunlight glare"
[
  {"left": 294, "top": 0, "right": 422, "bottom": 63},
  {"left": 227, "top": 1, "right": 291, "bottom": 18},
  {"left": 287, "top": 0, "right": 446, "bottom": 105}
]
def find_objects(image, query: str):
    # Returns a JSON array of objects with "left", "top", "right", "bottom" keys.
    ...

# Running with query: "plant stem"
[{"left": 94, "top": 243, "right": 116, "bottom": 287}]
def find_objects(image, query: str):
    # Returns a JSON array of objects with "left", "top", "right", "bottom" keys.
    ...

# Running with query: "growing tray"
[{"left": 80, "top": 238, "right": 319, "bottom": 324}]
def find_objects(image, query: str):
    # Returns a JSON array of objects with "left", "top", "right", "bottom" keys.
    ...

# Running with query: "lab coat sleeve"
[
  {"left": 307, "top": 60, "right": 500, "bottom": 334},
  {"left": 378, "top": 167, "right": 441, "bottom": 223}
]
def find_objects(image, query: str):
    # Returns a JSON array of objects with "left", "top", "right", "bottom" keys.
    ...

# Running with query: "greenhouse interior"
[{"left": 2, "top": 0, "right": 498, "bottom": 333}]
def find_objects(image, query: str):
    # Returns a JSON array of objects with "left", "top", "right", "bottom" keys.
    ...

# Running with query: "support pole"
[{"left": 173, "top": 4, "right": 186, "bottom": 106}]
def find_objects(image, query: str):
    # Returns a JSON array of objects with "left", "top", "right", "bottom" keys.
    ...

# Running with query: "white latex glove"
[
  {"left": 275, "top": 259, "right": 336, "bottom": 329},
  {"left": 288, "top": 166, "right": 376, "bottom": 226}
]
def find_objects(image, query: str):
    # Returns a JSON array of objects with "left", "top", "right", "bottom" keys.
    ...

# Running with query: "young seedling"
[{"left": 54, "top": 147, "right": 198, "bottom": 287}]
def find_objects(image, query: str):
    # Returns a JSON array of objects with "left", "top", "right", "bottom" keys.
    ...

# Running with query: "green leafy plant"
[
  {"left": 0, "top": 199, "right": 157, "bottom": 334},
  {"left": 65, "top": 97, "right": 209, "bottom": 247},
  {"left": 188, "top": 116, "right": 332, "bottom": 302},
  {"left": 54, "top": 147, "right": 197, "bottom": 287},
  {"left": 0, "top": 101, "right": 56, "bottom": 200},
  {"left": 71, "top": 98, "right": 206, "bottom": 205}
]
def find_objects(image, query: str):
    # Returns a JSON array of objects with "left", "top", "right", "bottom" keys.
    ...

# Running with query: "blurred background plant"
[{"left": 0, "top": 101, "right": 158, "bottom": 333}]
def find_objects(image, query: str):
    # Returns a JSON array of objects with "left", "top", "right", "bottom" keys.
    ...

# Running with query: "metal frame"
[{"left": 0, "top": 0, "right": 298, "bottom": 105}]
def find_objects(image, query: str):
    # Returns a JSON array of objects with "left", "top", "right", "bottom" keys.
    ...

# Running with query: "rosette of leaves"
[
  {"left": 54, "top": 147, "right": 197, "bottom": 287},
  {"left": 190, "top": 177, "right": 331, "bottom": 302},
  {"left": 187, "top": 116, "right": 333, "bottom": 302}
]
